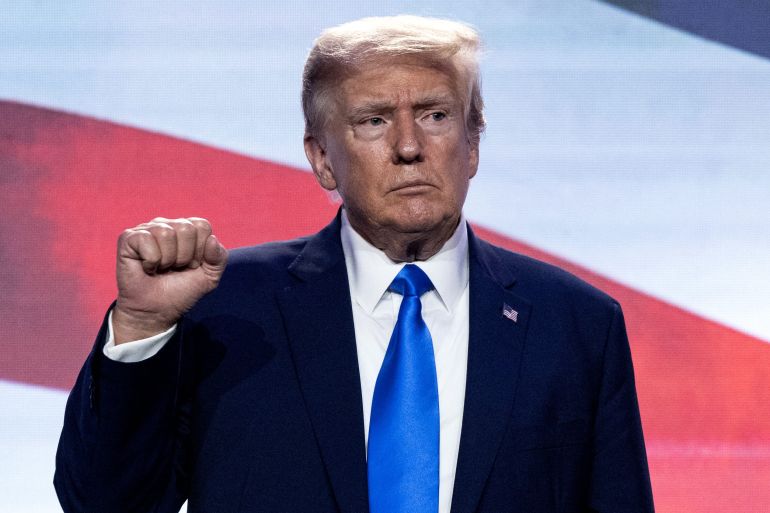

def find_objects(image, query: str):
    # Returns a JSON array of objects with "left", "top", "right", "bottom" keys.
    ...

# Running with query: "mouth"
[{"left": 390, "top": 181, "right": 435, "bottom": 194}]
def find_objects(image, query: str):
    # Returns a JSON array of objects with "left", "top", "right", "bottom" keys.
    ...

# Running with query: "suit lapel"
[
  {"left": 276, "top": 216, "right": 369, "bottom": 513},
  {"left": 450, "top": 229, "right": 532, "bottom": 513}
]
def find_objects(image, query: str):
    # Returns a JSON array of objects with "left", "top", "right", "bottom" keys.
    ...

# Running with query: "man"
[{"left": 55, "top": 15, "right": 654, "bottom": 513}]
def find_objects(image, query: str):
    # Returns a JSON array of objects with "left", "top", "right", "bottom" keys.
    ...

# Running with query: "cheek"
[
  {"left": 335, "top": 160, "right": 377, "bottom": 206},
  {"left": 435, "top": 141, "right": 475, "bottom": 187},
  {"left": 346, "top": 147, "right": 388, "bottom": 188}
]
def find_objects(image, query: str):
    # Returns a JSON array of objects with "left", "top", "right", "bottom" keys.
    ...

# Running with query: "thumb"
[{"left": 202, "top": 234, "right": 228, "bottom": 272}]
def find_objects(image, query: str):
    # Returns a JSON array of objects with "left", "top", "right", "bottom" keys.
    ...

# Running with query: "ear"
[
  {"left": 304, "top": 133, "right": 338, "bottom": 191},
  {"left": 468, "top": 140, "right": 479, "bottom": 179}
]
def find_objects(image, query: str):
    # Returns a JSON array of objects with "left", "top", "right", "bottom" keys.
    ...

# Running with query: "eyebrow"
[
  {"left": 347, "top": 94, "right": 457, "bottom": 120},
  {"left": 412, "top": 94, "right": 456, "bottom": 111},
  {"left": 348, "top": 101, "right": 394, "bottom": 120}
]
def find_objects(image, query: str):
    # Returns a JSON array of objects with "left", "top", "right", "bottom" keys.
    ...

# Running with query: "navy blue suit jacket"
[{"left": 55, "top": 215, "right": 654, "bottom": 512}]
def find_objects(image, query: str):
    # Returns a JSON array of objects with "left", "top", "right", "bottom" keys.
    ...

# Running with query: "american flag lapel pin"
[{"left": 502, "top": 303, "right": 518, "bottom": 323}]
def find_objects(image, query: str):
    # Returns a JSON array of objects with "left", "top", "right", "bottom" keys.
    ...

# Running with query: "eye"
[
  {"left": 429, "top": 112, "right": 446, "bottom": 122},
  {"left": 366, "top": 117, "right": 385, "bottom": 126}
]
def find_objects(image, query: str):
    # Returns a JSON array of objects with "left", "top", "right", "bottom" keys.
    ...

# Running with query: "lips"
[{"left": 390, "top": 181, "right": 435, "bottom": 193}]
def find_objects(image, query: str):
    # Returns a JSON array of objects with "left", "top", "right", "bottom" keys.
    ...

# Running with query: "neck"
[{"left": 347, "top": 213, "right": 461, "bottom": 263}]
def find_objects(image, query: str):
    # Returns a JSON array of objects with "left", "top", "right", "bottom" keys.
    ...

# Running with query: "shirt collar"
[{"left": 340, "top": 209, "right": 469, "bottom": 314}]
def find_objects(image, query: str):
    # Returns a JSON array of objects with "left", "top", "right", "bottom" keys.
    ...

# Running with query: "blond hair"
[{"left": 302, "top": 15, "right": 485, "bottom": 144}]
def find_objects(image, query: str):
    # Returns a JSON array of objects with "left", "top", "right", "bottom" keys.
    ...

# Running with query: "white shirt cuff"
[{"left": 102, "top": 310, "right": 177, "bottom": 363}]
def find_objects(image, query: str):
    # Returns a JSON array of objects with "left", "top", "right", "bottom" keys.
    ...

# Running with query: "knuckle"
[
  {"left": 189, "top": 217, "right": 212, "bottom": 231},
  {"left": 153, "top": 224, "right": 176, "bottom": 239},
  {"left": 174, "top": 220, "right": 196, "bottom": 234},
  {"left": 118, "top": 229, "right": 133, "bottom": 242},
  {"left": 119, "top": 228, "right": 146, "bottom": 244}
]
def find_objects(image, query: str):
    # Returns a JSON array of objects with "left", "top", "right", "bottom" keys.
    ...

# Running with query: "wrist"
[{"left": 112, "top": 303, "right": 177, "bottom": 345}]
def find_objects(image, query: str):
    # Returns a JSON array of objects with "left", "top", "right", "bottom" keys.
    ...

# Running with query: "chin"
[{"left": 388, "top": 208, "right": 456, "bottom": 235}]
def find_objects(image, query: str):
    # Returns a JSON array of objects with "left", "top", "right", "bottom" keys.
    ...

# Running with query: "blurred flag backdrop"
[{"left": 2, "top": 1, "right": 769, "bottom": 511}]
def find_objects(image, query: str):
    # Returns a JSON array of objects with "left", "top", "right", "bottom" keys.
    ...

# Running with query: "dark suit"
[{"left": 55, "top": 214, "right": 654, "bottom": 512}]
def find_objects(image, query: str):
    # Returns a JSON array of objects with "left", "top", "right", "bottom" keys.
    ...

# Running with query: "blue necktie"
[{"left": 368, "top": 264, "right": 439, "bottom": 513}]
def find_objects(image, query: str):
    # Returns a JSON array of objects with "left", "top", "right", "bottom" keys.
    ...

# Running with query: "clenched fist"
[{"left": 112, "top": 217, "right": 228, "bottom": 344}]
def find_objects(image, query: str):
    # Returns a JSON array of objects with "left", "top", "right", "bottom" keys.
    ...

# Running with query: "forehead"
[{"left": 334, "top": 57, "right": 463, "bottom": 110}]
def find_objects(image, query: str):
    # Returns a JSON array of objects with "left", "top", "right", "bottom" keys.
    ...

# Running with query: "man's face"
[{"left": 305, "top": 58, "right": 479, "bottom": 253}]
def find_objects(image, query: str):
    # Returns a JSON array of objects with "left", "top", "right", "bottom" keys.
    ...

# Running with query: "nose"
[{"left": 391, "top": 112, "right": 424, "bottom": 165}]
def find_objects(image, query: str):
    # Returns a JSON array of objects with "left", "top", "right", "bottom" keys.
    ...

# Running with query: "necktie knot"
[{"left": 389, "top": 264, "right": 434, "bottom": 298}]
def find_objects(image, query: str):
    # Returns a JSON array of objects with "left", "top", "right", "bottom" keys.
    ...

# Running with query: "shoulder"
[
  {"left": 474, "top": 236, "right": 620, "bottom": 314},
  {"left": 473, "top": 237, "right": 627, "bottom": 367},
  {"left": 215, "top": 234, "right": 318, "bottom": 295},
  {"left": 188, "top": 235, "right": 312, "bottom": 319},
  {"left": 223, "top": 236, "right": 310, "bottom": 283}
]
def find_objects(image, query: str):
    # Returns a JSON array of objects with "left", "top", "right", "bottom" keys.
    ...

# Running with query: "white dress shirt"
[
  {"left": 104, "top": 212, "right": 470, "bottom": 513},
  {"left": 340, "top": 212, "right": 469, "bottom": 513}
]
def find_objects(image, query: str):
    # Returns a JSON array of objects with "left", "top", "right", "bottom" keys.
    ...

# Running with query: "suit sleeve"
[
  {"left": 54, "top": 306, "right": 191, "bottom": 513},
  {"left": 588, "top": 302, "right": 655, "bottom": 512}
]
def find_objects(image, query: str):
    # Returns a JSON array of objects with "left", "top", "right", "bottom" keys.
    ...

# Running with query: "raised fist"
[{"left": 112, "top": 217, "right": 228, "bottom": 344}]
